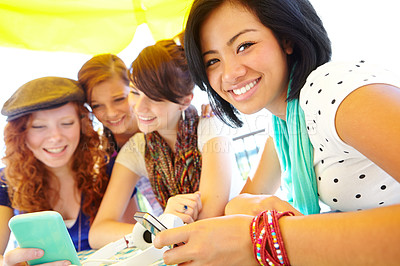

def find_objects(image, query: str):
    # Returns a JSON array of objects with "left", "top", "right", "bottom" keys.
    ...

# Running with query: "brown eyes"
[
  {"left": 237, "top": 42, "right": 255, "bottom": 53},
  {"left": 204, "top": 42, "right": 256, "bottom": 68}
]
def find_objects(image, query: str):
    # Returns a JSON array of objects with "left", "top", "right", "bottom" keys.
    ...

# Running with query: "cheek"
[
  {"left": 206, "top": 70, "right": 222, "bottom": 94},
  {"left": 93, "top": 110, "right": 105, "bottom": 123},
  {"left": 70, "top": 126, "right": 81, "bottom": 147},
  {"left": 25, "top": 133, "right": 39, "bottom": 151}
]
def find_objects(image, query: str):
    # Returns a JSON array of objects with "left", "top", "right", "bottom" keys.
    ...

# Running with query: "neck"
[
  {"left": 46, "top": 163, "right": 75, "bottom": 183},
  {"left": 113, "top": 118, "right": 140, "bottom": 147},
  {"left": 270, "top": 101, "right": 287, "bottom": 121},
  {"left": 46, "top": 162, "right": 80, "bottom": 217},
  {"left": 267, "top": 80, "right": 290, "bottom": 121},
  {"left": 157, "top": 115, "right": 180, "bottom": 153},
  {"left": 114, "top": 132, "right": 135, "bottom": 148}
]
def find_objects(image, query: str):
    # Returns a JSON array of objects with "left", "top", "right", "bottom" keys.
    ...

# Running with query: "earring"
[{"left": 182, "top": 110, "right": 185, "bottom": 120}]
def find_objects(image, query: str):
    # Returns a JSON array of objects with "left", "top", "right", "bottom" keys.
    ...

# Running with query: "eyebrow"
[
  {"left": 202, "top": 29, "right": 257, "bottom": 57},
  {"left": 31, "top": 116, "right": 75, "bottom": 122}
]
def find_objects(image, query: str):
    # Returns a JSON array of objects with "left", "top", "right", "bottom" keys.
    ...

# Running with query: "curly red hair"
[{"left": 2, "top": 102, "right": 109, "bottom": 224}]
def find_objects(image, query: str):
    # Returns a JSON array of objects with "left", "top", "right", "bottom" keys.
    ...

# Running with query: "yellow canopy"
[{"left": 0, "top": 0, "right": 193, "bottom": 55}]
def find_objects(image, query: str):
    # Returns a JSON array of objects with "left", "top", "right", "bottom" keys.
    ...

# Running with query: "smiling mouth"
[
  {"left": 138, "top": 115, "right": 156, "bottom": 122},
  {"left": 44, "top": 146, "right": 67, "bottom": 154},
  {"left": 232, "top": 79, "right": 259, "bottom": 95},
  {"left": 108, "top": 116, "right": 124, "bottom": 125}
]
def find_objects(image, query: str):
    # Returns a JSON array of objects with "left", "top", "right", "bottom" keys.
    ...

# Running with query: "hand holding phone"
[
  {"left": 134, "top": 212, "right": 185, "bottom": 248},
  {"left": 134, "top": 212, "right": 168, "bottom": 236},
  {"left": 8, "top": 211, "right": 81, "bottom": 266}
]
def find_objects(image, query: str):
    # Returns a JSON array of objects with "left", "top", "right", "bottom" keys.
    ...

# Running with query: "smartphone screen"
[{"left": 134, "top": 212, "right": 168, "bottom": 236}]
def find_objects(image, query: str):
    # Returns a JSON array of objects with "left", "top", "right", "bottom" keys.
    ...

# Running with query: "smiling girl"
[
  {"left": 153, "top": 0, "right": 400, "bottom": 265},
  {"left": 88, "top": 38, "right": 244, "bottom": 249},
  {"left": 0, "top": 77, "right": 110, "bottom": 265}
]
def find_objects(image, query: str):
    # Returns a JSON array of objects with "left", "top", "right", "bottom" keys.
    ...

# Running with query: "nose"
[
  {"left": 221, "top": 56, "right": 246, "bottom": 84},
  {"left": 105, "top": 104, "right": 118, "bottom": 118},
  {"left": 48, "top": 126, "right": 63, "bottom": 143}
]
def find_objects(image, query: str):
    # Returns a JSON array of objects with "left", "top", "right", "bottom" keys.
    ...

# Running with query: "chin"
[
  {"left": 43, "top": 160, "right": 70, "bottom": 170},
  {"left": 138, "top": 126, "right": 150, "bottom": 134},
  {"left": 238, "top": 105, "right": 264, "bottom": 115},
  {"left": 110, "top": 126, "right": 127, "bottom": 135}
]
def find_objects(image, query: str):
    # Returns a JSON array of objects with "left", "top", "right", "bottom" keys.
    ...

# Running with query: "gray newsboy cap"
[{"left": 2, "top": 76, "right": 84, "bottom": 121}]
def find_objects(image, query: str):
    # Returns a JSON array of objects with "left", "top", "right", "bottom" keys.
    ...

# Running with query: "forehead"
[
  {"left": 91, "top": 77, "right": 130, "bottom": 101},
  {"left": 200, "top": 2, "right": 261, "bottom": 49},
  {"left": 30, "top": 102, "right": 78, "bottom": 120}
]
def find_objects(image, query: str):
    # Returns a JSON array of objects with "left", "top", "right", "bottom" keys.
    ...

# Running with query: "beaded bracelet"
[{"left": 250, "top": 210, "right": 294, "bottom": 266}]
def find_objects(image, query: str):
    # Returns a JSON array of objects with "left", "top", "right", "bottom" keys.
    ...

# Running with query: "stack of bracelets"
[{"left": 250, "top": 210, "right": 295, "bottom": 266}]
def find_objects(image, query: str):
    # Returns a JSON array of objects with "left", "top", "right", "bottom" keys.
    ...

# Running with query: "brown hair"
[
  {"left": 78, "top": 54, "right": 129, "bottom": 104},
  {"left": 128, "top": 38, "right": 194, "bottom": 104},
  {"left": 2, "top": 102, "right": 109, "bottom": 223}
]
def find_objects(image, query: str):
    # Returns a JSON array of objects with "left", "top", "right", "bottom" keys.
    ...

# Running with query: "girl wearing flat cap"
[{"left": 0, "top": 77, "right": 111, "bottom": 265}]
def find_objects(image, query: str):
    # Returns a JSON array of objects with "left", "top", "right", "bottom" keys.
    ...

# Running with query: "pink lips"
[
  {"left": 43, "top": 146, "right": 67, "bottom": 157},
  {"left": 107, "top": 115, "right": 125, "bottom": 127},
  {"left": 137, "top": 116, "right": 156, "bottom": 125},
  {"left": 229, "top": 78, "right": 260, "bottom": 102}
]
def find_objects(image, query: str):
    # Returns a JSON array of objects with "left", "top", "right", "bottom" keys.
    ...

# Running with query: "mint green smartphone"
[{"left": 8, "top": 211, "right": 81, "bottom": 265}]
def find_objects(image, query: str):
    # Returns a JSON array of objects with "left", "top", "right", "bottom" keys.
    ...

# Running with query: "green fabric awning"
[{"left": 0, "top": 0, "right": 193, "bottom": 55}]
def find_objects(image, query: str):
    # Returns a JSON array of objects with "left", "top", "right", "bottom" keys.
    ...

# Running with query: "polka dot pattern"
[{"left": 300, "top": 60, "right": 400, "bottom": 212}]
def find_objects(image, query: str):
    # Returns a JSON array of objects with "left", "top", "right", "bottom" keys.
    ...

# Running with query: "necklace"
[{"left": 78, "top": 209, "right": 82, "bottom": 252}]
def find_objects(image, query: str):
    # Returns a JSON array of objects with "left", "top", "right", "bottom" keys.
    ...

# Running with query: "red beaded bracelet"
[{"left": 250, "top": 210, "right": 294, "bottom": 266}]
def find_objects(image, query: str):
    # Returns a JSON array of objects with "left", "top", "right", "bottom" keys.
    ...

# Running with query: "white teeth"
[
  {"left": 233, "top": 80, "right": 257, "bottom": 95},
  {"left": 109, "top": 118, "right": 122, "bottom": 124},
  {"left": 45, "top": 147, "right": 65, "bottom": 154},
  {"left": 139, "top": 116, "right": 154, "bottom": 121}
]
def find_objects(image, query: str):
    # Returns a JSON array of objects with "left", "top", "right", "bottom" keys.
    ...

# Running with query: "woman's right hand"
[
  {"left": 2, "top": 248, "right": 71, "bottom": 266},
  {"left": 225, "top": 193, "right": 303, "bottom": 216},
  {"left": 154, "top": 214, "right": 257, "bottom": 266},
  {"left": 163, "top": 192, "right": 202, "bottom": 224},
  {"left": 200, "top": 104, "right": 214, "bottom": 118}
]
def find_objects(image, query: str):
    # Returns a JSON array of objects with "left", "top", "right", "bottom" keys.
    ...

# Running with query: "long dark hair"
[{"left": 185, "top": 0, "right": 331, "bottom": 127}]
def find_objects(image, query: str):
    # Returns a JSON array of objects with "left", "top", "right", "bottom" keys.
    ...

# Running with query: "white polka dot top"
[{"left": 300, "top": 60, "right": 400, "bottom": 211}]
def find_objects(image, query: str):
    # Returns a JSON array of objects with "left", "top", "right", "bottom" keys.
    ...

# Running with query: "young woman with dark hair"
[{"left": 153, "top": 0, "right": 400, "bottom": 265}]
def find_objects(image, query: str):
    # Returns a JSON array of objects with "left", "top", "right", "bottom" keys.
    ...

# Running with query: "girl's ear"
[
  {"left": 282, "top": 39, "right": 294, "bottom": 55},
  {"left": 180, "top": 93, "right": 194, "bottom": 111}
]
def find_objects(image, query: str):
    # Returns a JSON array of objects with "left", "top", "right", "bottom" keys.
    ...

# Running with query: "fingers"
[
  {"left": 164, "top": 193, "right": 202, "bottom": 222},
  {"left": 154, "top": 226, "right": 189, "bottom": 248},
  {"left": 278, "top": 199, "right": 304, "bottom": 216},
  {"left": 154, "top": 227, "right": 194, "bottom": 265},
  {"left": 3, "top": 248, "right": 71, "bottom": 266},
  {"left": 3, "top": 248, "right": 43, "bottom": 266},
  {"left": 194, "top": 191, "right": 202, "bottom": 213},
  {"left": 200, "top": 104, "right": 214, "bottom": 118},
  {"left": 39, "top": 261, "right": 72, "bottom": 266},
  {"left": 164, "top": 202, "right": 195, "bottom": 224},
  {"left": 162, "top": 244, "right": 193, "bottom": 265},
  {"left": 173, "top": 212, "right": 195, "bottom": 224}
]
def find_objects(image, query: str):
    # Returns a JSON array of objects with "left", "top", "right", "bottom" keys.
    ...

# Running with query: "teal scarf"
[{"left": 272, "top": 81, "right": 320, "bottom": 215}]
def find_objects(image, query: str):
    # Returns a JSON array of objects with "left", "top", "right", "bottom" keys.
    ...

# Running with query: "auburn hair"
[
  {"left": 2, "top": 102, "right": 109, "bottom": 224},
  {"left": 78, "top": 53, "right": 130, "bottom": 104}
]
